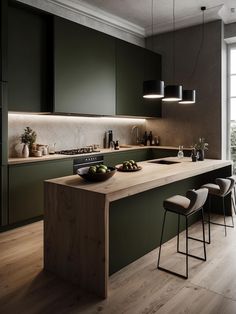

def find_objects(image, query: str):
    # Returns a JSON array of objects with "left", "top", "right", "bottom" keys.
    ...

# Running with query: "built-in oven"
[{"left": 73, "top": 154, "right": 104, "bottom": 174}]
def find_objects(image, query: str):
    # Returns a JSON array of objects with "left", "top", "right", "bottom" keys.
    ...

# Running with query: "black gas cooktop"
[{"left": 56, "top": 148, "right": 100, "bottom": 155}]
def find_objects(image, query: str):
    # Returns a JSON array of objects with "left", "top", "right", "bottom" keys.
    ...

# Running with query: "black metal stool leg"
[
  {"left": 201, "top": 207, "right": 207, "bottom": 261},
  {"left": 233, "top": 186, "right": 236, "bottom": 215},
  {"left": 209, "top": 195, "right": 234, "bottom": 229},
  {"left": 157, "top": 210, "right": 167, "bottom": 268},
  {"left": 222, "top": 197, "right": 227, "bottom": 236},
  {"left": 205, "top": 195, "right": 211, "bottom": 244},
  {"left": 185, "top": 216, "right": 188, "bottom": 279},
  {"left": 158, "top": 207, "right": 207, "bottom": 279},
  {"left": 231, "top": 194, "right": 235, "bottom": 227},
  {"left": 158, "top": 210, "right": 188, "bottom": 279},
  {"left": 177, "top": 214, "right": 180, "bottom": 253},
  {"left": 178, "top": 209, "right": 208, "bottom": 260}
]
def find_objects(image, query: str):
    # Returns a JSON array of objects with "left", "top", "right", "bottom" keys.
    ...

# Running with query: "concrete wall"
[
  {"left": 146, "top": 21, "right": 224, "bottom": 159},
  {"left": 8, "top": 114, "right": 145, "bottom": 157},
  {"left": 225, "top": 22, "right": 236, "bottom": 42}
]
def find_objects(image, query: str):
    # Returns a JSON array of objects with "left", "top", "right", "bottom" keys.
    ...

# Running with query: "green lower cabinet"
[
  {"left": 150, "top": 148, "right": 177, "bottom": 159},
  {"left": 150, "top": 148, "right": 191, "bottom": 159},
  {"left": 8, "top": 159, "right": 73, "bottom": 224},
  {"left": 104, "top": 149, "right": 151, "bottom": 167},
  {"left": 104, "top": 148, "right": 191, "bottom": 167}
]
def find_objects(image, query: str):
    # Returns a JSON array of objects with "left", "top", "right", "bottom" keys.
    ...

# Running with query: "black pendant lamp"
[
  {"left": 143, "top": 0, "right": 164, "bottom": 99},
  {"left": 179, "top": 7, "right": 206, "bottom": 104},
  {"left": 179, "top": 89, "right": 196, "bottom": 104},
  {"left": 162, "top": 0, "right": 182, "bottom": 102},
  {"left": 143, "top": 80, "right": 164, "bottom": 99},
  {"left": 162, "top": 85, "right": 182, "bottom": 102}
]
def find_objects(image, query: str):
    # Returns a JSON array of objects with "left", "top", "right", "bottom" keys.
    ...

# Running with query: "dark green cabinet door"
[
  {"left": 54, "top": 17, "right": 116, "bottom": 115},
  {"left": 104, "top": 149, "right": 150, "bottom": 167},
  {"left": 8, "top": 159, "right": 72, "bottom": 224},
  {"left": 150, "top": 148, "right": 191, "bottom": 159},
  {"left": 8, "top": 4, "right": 52, "bottom": 112},
  {"left": 150, "top": 149, "right": 178, "bottom": 159},
  {"left": 116, "top": 40, "right": 162, "bottom": 117},
  {"left": 143, "top": 49, "right": 162, "bottom": 117}
]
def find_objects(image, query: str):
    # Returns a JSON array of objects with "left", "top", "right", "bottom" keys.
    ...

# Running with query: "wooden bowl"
[{"left": 77, "top": 166, "right": 116, "bottom": 182}]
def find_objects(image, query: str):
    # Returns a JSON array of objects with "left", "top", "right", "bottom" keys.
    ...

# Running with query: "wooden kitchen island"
[{"left": 44, "top": 157, "right": 232, "bottom": 298}]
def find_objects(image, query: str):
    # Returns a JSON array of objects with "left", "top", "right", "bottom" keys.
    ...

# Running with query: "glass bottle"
[
  {"left": 177, "top": 145, "right": 184, "bottom": 158},
  {"left": 148, "top": 131, "right": 153, "bottom": 146},
  {"left": 115, "top": 140, "right": 120, "bottom": 150},
  {"left": 143, "top": 131, "right": 148, "bottom": 146}
]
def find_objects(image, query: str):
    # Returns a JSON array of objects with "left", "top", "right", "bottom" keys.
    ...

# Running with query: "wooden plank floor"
[{"left": 1, "top": 216, "right": 236, "bottom": 313}]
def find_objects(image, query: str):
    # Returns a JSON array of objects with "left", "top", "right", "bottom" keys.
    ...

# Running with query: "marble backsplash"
[{"left": 8, "top": 114, "right": 146, "bottom": 157}]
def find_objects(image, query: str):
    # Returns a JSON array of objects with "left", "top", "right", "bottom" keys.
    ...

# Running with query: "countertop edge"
[{"left": 8, "top": 146, "right": 191, "bottom": 165}]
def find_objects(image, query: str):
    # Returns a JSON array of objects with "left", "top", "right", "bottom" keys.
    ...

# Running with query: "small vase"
[
  {"left": 22, "top": 144, "right": 29, "bottom": 158},
  {"left": 198, "top": 149, "right": 205, "bottom": 161}
]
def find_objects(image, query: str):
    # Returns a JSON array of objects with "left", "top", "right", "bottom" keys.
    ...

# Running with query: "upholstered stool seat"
[
  {"left": 157, "top": 188, "right": 208, "bottom": 279},
  {"left": 202, "top": 178, "right": 232, "bottom": 197},
  {"left": 201, "top": 177, "right": 235, "bottom": 243},
  {"left": 163, "top": 195, "right": 190, "bottom": 213},
  {"left": 201, "top": 183, "right": 220, "bottom": 196}
]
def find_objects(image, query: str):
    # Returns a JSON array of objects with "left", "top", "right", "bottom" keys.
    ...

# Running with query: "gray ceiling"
[{"left": 77, "top": 0, "right": 236, "bottom": 35}]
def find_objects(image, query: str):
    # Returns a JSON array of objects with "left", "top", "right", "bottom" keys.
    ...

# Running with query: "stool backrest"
[
  {"left": 215, "top": 178, "right": 232, "bottom": 196},
  {"left": 226, "top": 176, "right": 236, "bottom": 195},
  {"left": 186, "top": 188, "right": 208, "bottom": 212}
]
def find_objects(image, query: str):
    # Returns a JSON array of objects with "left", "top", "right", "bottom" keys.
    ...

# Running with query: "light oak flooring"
[{"left": 1, "top": 216, "right": 236, "bottom": 314}]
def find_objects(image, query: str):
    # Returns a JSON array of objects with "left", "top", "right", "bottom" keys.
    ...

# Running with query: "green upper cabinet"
[
  {"left": 8, "top": 3, "right": 52, "bottom": 112},
  {"left": 54, "top": 17, "right": 116, "bottom": 115},
  {"left": 116, "top": 40, "right": 162, "bottom": 117}
]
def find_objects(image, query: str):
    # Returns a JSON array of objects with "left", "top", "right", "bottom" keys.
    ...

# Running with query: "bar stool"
[
  {"left": 229, "top": 175, "right": 236, "bottom": 215},
  {"left": 202, "top": 177, "right": 235, "bottom": 244},
  {"left": 157, "top": 188, "right": 208, "bottom": 279}
]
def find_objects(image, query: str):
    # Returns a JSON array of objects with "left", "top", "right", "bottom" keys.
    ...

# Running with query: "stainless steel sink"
[{"left": 148, "top": 160, "right": 180, "bottom": 165}]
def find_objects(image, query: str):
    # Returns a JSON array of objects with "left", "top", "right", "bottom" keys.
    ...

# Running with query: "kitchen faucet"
[{"left": 131, "top": 125, "right": 140, "bottom": 145}]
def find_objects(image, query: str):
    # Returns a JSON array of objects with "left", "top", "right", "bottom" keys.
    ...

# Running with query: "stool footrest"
[
  {"left": 157, "top": 266, "right": 187, "bottom": 279},
  {"left": 177, "top": 249, "right": 206, "bottom": 261},
  {"left": 187, "top": 235, "right": 206, "bottom": 243},
  {"left": 209, "top": 221, "right": 234, "bottom": 228}
]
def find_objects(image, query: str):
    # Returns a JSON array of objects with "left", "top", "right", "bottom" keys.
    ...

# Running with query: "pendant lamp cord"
[
  {"left": 190, "top": 7, "right": 205, "bottom": 81},
  {"left": 151, "top": 0, "right": 154, "bottom": 50},
  {"left": 172, "top": 0, "right": 176, "bottom": 83}
]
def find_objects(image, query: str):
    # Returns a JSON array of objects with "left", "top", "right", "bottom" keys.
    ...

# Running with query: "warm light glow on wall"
[{"left": 8, "top": 113, "right": 146, "bottom": 125}]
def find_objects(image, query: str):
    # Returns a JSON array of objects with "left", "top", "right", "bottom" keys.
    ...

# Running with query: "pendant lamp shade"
[
  {"left": 161, "top": 0, "right": 182, "bottom": 102},
  {"left": 162, "top": 85, "right": 182, "bottom": 102},
  {"left": 143, "top": 80, "right": 164, "bottom": 99},
  {"left": 142, "top": 0, "right": 165, "bottom": 100},
  {"left": 179, "top": 90, "right": 196, "bottom": 104},
  {"left": 177, "top": 7, "right": 206, "bottom": 104}
]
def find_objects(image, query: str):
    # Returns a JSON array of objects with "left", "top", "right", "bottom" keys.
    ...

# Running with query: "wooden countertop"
[
  {"left": 45, "top": 157, "right": 232, "bottom": 202},
  {"left": 8, "top": 145, "right": 190, "bottom": 165}
]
